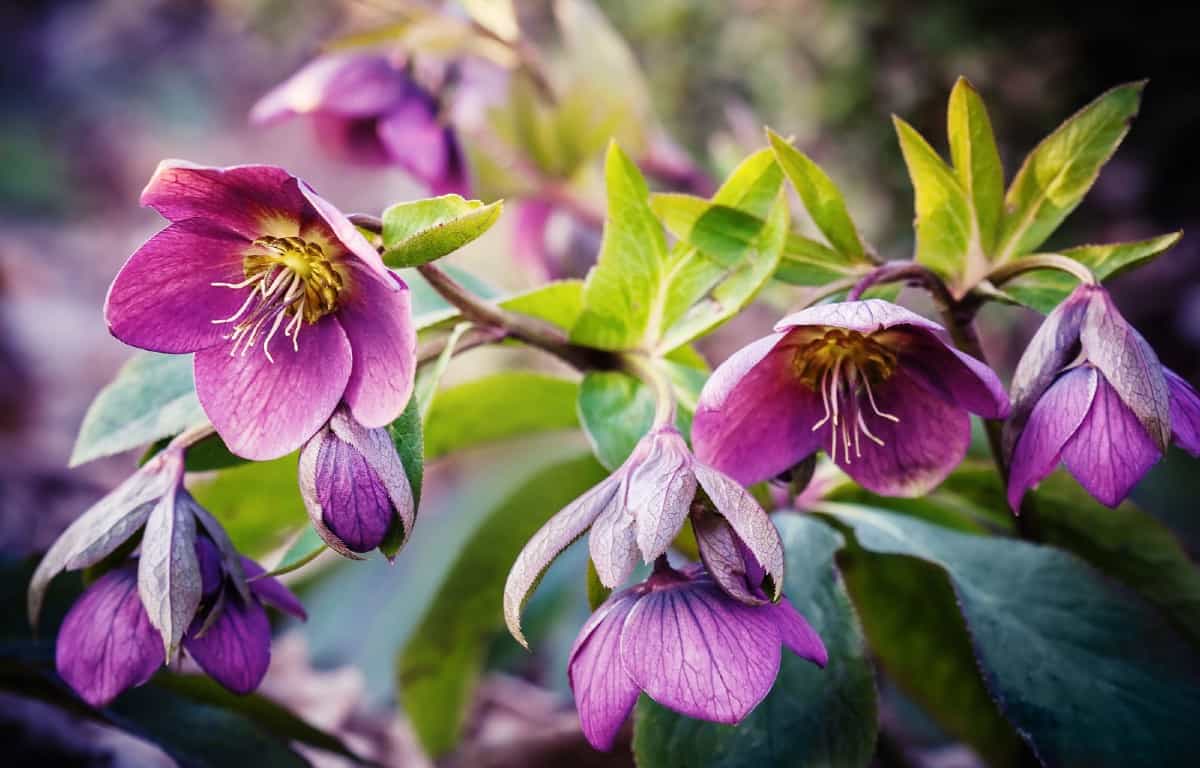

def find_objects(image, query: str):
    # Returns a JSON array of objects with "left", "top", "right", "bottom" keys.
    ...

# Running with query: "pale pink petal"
[{"left": 775, "top": 298, "right": 945, "bottom": 336}]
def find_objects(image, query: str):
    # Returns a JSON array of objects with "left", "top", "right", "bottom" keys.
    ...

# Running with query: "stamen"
[
  {"left": 856, "top": 410, "right": 886, "bottom": 447},
  {"left": 812, "top": 367, "right": 833, "bottom": 431},
  {"left": 863, "top": 377, "right": 900, "bottom": 422}
]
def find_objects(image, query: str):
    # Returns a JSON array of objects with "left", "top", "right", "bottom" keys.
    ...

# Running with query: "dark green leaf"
[
  {"left": 819, "top": 502, "right": 1200, "bottom": 768},
  {"left": 190, "top": 455, "right": 306, "bottom": 559},
  {"left": 997, "top": 81, "right": 1145, "bottom": 259},
  {"left": 633, "top": 515, "right": 878, "bottom": 768},
  {"left": 422, "top": 372, "right": 579, "bottom": 461},
  {"left": 381, "top": 195, "right": 503, "bottom": 268},
  {"left": 71, "top": 352, "right": 205, "bottom": 467},
  {"left": 577, "top": 367, "right": 701, "bottom": 470},
  {"left": 397, "top": 454, "right": 607, "bottom": 756}
]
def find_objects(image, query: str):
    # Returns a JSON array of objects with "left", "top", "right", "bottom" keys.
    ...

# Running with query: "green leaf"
[
  {"left": 997, "top": 81, "right": 1145, "bottom": 260},
  {"left": 381, "top": 195, "right": 503, "bottom": 267},
  {"left": 774, "top": 233, "right": 869, "bottom": 286},
  {"left": 947, "top": 77, "right": 1005, "bottom": 255},
  {"left": 941, "top": 464, "right": 1200, "bottom": 646},
  {"left": 397, "top": 454, "right": 607, "bottom": 756},
  {"left": 577, "top": 367, "right": 702, "bottom": 470},
  {"left": 586, "top": 557, "right": 610, "bottom": 610},
  {"left": 71, "top": 352, "right": 205, "bottom": 467},
  {"left": 499, "top": 279, "right": 584, "bottom": 331},
  {"left": 1001, "top": 232, "right": 1182, "bottom": 312},
  {"left": 819, "top": 502, "right": 1200, "bottom": 767},
  {"left": 422, "top": 372, "right": 579, "bottom": 461},
  {"left": 840, "top": 544, "right": 1029, "bottom": 765},
  {"left": 190, "top": 455, "right": 306, "bottom": 559},
  {"left": 633, "top": 515, "right": 878, "bottom": 768},
  {"left": 894, "top": 116, "right": 980, "bottom": 295},
  {"left": 142, "top": 432, "right": 247, "bottom": 473},
  {"left": 768, "top": 129, "right": 866, "bottom": 260},
  {"left": 570, "top": 142, "right": 668, "bottom": 350},
  {"left": 658, "top": 192, "right": 790, "bottom": 353}
]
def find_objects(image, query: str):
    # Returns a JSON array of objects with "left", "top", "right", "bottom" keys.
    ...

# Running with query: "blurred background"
[{"left": 2, "top": 1, "right": 1198, "bottom": 765}]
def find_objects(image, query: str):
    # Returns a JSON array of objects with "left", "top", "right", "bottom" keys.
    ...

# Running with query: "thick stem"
[{"left": 987, "top": 253, "right": 1097, "bottom": 288}]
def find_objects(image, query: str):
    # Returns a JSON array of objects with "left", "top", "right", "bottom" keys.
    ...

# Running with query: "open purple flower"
[
  {"left": 252, "top": 52, "right": 467, "bottom": 195},
  {"left": 298, "top": 406, "right": 415, "bottom": 558},
  {"left": 1007, "top": 284, "right": 1200, "bottom": 509},
  {"left": 54, "top": 536, "right": 304, "bottom": 708},
  {"left": 692, "top": 299, "right": 1010, "bottom": 497},
  {"left": 105, "top": 161, "right": 417, "bottom": 460},
  {"left": 569, "top": 561, "right": 826, "bottom": 751},
  {"left": 504, "top": 425, "right": 785, "bottom": 646}
]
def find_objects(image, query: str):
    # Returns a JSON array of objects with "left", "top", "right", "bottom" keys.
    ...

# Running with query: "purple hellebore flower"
[
  {"left": 251, "top": 52, "right": 468, "bottom": 195},
  {"left": 504, "top": 425, "right": 785, "bottom": 647},
  {"left": 692, "top": 299, "right": 1010, "bottom": 497},
  {"left": 1006, "top": 284, "right": 1200, "bottom": 509},
  {"left": 105, "top": 161, "right": 417, "bottom": 460},
  {"left": 569, "top": 562, "right": 826, "bottom": 751},
  {"left": 298, "top": 406, "right": 416, "bottom": 558},
  {"left": 55, "top": 536, "right": 305, "bottom": 709}
]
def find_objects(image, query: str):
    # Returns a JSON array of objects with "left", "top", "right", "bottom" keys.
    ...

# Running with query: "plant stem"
[
  {"left": 846, "top": 262, "right": 955, "bottom": 307},
  {"left": 417, "top": 324, "right": 508, "bottom": 367},
  {"left": 987, "top": 253, "right": 1097, "bottom": 287},
  {"left": 623, "top": 353, "right": 677, "bottom": 427}
]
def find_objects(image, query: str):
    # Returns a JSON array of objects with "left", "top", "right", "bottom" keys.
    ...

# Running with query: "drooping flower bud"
[
  {"left": 1007, "top": 284, "right": 1200, "bottom": 508},
  {"left": 504, "top": 425, "right": 784, "bottom": 647},
  {"left": 568, "top": 562, "right": 826, "bottom": 751},
  {"left": 298, "top": 407, "right": 416, "bottom": 558}
]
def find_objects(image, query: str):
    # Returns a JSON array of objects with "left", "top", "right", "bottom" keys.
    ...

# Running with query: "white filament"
[{"left": 810, "top": 358, "right": 901, "bottom": 464}]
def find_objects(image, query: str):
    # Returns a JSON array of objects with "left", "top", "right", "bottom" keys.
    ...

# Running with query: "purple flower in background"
[
  {"left": 105, "top": 162, "right": 417, "bottom": 460},
  {"left": 1007, "top": 284, "right": 1200, "bottom": 509},
  {"left": 298, "top": 406, "right": 415, "bottom": 557},
  {"left": 504, "top": 425, "right": 785, "bottom": 646},
  {"left": 692, "top": 300, "right": 1010, "bottom": 497},
  {"left": 569, "top": 562, "right": 826, "bottom": 751},
  {"left": 252, "top": 52, "right": 468, "bottom": 195},
  {"left": 55, "top": 537, "right": 305, "bottom": 708}
]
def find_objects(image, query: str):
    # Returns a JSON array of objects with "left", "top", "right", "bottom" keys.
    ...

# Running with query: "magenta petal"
[
  {"left": 377, "top": 101, "right": 467, "bottom": 195},
  {"left": 311, "top": 420, "right": 394, "bottom": 552},
  {"left": 1061, "top": 375, "right": 1161, "bottom": 507},
  {"left": 1008, "top": 366, "right": 1098, "bottom": 510},
  {"left": 250, "top": 54, "right": 409, "bottom": 124},
  {"left": 311, "top": 115, "right": 393, "bottom": 165},
  {"left": 568, "top": 593, "right": 641, "bottom": 751},
  {"left": 140, "top": 161, "right": 306, "bottom": 240},
  {"left": 835, "top": 368, "right": 971, "bottom": 497},
  {"left": 620, "top": 581, "right": 782, "bottom": 724},
  {"left": 241, "top": 558, "right": 307, "bottom": 620},
  {"left": 767, "top": 598, "right": 828, "bottom": 667},
  {"left": 105, "top": 221, "right": 249, "bottom": 353},
  {"left": 296, "top": 181, "right": 392, "bottom": 283},
  {"left": 194, "top": 317, "right": 351, "bottom": 460},
  {"left": 775, "top": 299, "right": 945, "bottom": 336},
  {"left": 693, "top": 332, "right": 826, "bottom": 485},
  {"left": 890, "top": 329, "right": 1010, "bottom": 418},
  {"left": 195, "top": 537, "right": 223, "bottom": 599},
  {"left": 1165, "top": 367, "right": 1200, "bottom": 456},
  {"left": 184, "top": 593, "right": 271, "bottom": 695},
  {"left": 56, "top": 565, "right": 165, "bottom": 708},
  {"left": 337, "top": 270, "right": 416, "bottom": 428}
]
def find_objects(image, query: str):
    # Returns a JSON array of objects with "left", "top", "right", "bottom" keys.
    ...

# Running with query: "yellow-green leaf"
[
  {"left": 948, "top": 77, "right": 1004, "bottom": 256},
  {"left": 768, "top": 128, "right": 865, "bottom": 260}
]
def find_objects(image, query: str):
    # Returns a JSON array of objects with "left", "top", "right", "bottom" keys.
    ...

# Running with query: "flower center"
[
  {"left": 211, "top": 236, "right": 344, "bottom": 361},
  {"left": 792, "top": 329, "right": 901, "bottom": 464}
]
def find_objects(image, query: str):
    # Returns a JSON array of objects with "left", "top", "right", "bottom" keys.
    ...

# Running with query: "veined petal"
[
  {"left": 767, "top": 598, "right": 828, "bottom": 667},
  {"left": 56, "top": 565, "right": 165, "bottom": 708},
  {"left": 138, "top": 489, "right": 202, "bottom": 659},
  {"left": 194, "top": 317, "right": 351, "bottom": 461},
  {"left": 620, "top": 581, "right": 782, "bottom": 724},
  {"left": 336, "top": 270, "right": 417, "bottom": 429},
  {"left": 329, "top": 409, "right": 416, "bottom": 550},
  {"left": 306, "top": 421, "right": 393, "bottom": 553},
  {"left": 1165, "top": 367, "right": 1200, "bottom": 456},
  {"left": 590, "top": 487, "right": 640, "bottom": 591},
  {"left": 1062, "top": 374, "right": 1161, "bottom": 507},
  {"left": 1081, "top": 288, "right": 1171, "bottom": 452},
  {"left": 692, "top": 464, "right": 784, "bottom": 601},
  {"left": 692, "top": 509, "right": 765, "bottom": 606},
  {"left": 140, "top": 161, "right": 307, "bottom": 241},
  {"left": 105, "top": 221, "right": 250, "bottom": 354},
  {"left": 1008, "top": 366, "right": 1098, "bottom": 510},
  {"left": 184, "top": 593, "right": 271, "bottom": 695},
  {"left": 827, "top": 367, "right": 970, "bottom": 497},
  {"left": 297, "top": 429, "right": 368, "bottom": 562},
  {"left": 250, "top": 53, "right": 409, "bottom": 124},
  {"left": 297, "top": 181, "right": 392, "bottom": 283},
  {"left": 504, "top": 476, "right": 621, "bottom": 647},
  {"left": 775, "top": 298, "right": 945, "bottom": 336},
  {"left": 628, "top": 428, "right": 697, "bottom": 563},
  {"left": 890, "top": 329, "right": 1010, "bottom": 418},
  {"left": 241, "top": 557, "right": 307, "bottom": 620},
  {"left": 693, "top": 332, "right": 826, "bottom": 486},
  {"left": 568, "top": 593, "right": 640, "bottom": 751}
]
